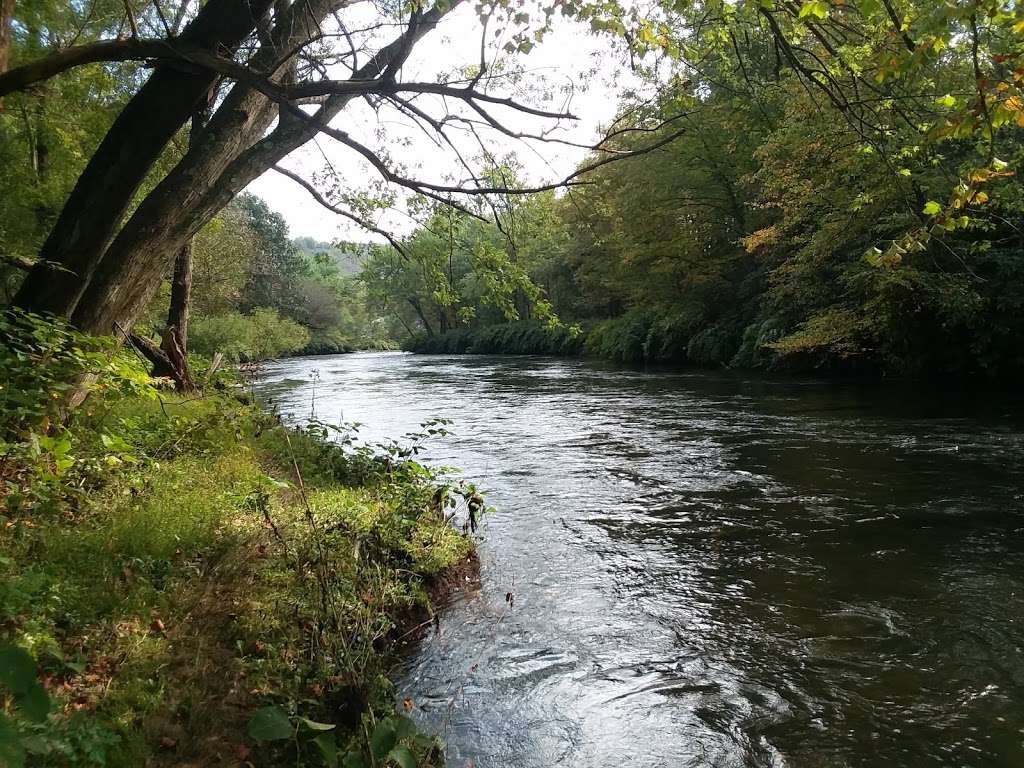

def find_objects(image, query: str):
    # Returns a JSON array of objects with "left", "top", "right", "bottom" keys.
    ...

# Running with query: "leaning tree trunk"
[
  {"left": 0, "top": 0, "right": 14, "bottom": 75},
  {"left": 13, "top": 0, "right": 273, "bottom": 319},
  {"left": 69, "top": 1, "right": 457, "bottom": 337}
]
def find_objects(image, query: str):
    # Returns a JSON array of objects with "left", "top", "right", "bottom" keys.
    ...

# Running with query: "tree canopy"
[{"left": 0, "top": 0, "right": 1022, "bottom": 375}]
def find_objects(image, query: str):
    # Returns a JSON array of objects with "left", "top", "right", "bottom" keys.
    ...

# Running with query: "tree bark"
[
  {"left": 161, "top": 325, "right": 195, "bottom": 391},
  {"left": 408, "top": 297, "right": 435, "bottom": 336},
  {"left": 13, "top": 0, "right": 273, "bottom": 319},
  {"left": 165, "top": 240, "right": 193, "bottom": 353},
  {"left": 158, "top": 96, "right": 212, "bottom": 387},
  {"left": 0, "top": 0, "right": 14, "bottom": 111},
  {"left": 128, "top": 330, "right": 194, "bottom": 391},
  {"left": 70, "top": 1, "right": 458, "bottom": 336},
  {"left": 0, "top": 0, "right": 13, "bottom": 72}
]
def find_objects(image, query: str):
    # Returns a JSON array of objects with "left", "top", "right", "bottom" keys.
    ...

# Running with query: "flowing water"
[{"left": 255, "top": 352, "right": 1024, "bottom": 768}]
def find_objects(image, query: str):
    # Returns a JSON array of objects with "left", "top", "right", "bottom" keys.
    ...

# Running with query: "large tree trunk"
[
  {"left": 69, "top": 0, "right": 341, "bottom": 335},
  {"left": 0, "top": 0, "right": 14, "bottom": 112},
  {"left": 70, "top": 2, "right": 456, "bottom": 337},
  {"left": 0, "top": 0, "right": 14, "bottom": 77},
  {"left": 13, "top": 0, "right": 273, "bottom": 319}
]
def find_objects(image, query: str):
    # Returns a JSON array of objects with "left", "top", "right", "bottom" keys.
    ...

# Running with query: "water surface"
[{"left": 255, "top": 352, "right": 1024, "bottom": 768}]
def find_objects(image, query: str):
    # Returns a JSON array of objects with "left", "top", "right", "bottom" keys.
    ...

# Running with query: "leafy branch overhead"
[{"left": 5, "top": 0, "right": 1022, "bottom": 347}]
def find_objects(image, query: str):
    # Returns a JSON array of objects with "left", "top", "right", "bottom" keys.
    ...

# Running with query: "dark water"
[{"left": 255, "top": 352, "right": 1024, "bottom": 768}]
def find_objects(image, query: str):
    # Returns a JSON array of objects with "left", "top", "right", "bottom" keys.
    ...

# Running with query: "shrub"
[
  {"left": 189, "top": 309, "right": 310, "bottom": 362},
  {"left": 406, "top": 321, "right": 584, "bottom": 356}
]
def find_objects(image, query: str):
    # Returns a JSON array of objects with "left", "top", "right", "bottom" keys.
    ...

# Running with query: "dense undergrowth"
[
  {"left": 403, "top": 315, "right": 791, "bottom": 371},
  {"left": 0, "top": 310, "right": 482, "bottom": 768},
  {"left": 405, "top": 321, "right": 583, "bottom": 357}
]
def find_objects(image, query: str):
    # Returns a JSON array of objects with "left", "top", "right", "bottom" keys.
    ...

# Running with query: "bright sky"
[{"left": 245, "top": 4, "right": 637, "bottom": 243}]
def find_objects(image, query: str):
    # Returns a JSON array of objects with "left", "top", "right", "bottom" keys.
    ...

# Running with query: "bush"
[
  {"left": 188, "top": 308, "right": 310, "bottom": 361},
  {"left": 584, "top": 310, "right": 659, "bottom": 363},
  {"left": 0, "top": 309, "right": 154, "bottom": 437},
  {"left": 405, "top": 321, "right": 584, "bottom": 356},
  {"left": 298, "top": 328, "right": 356, "bottom": 356}
]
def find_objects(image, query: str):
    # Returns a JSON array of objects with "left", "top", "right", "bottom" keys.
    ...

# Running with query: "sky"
[{"left": 245, "top": 4, "right": 637, "bottom": 243}]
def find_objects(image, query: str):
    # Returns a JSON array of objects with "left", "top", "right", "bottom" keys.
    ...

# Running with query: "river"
[{"left": 254, "top": 351, "right": 1024, "bottom": 768}]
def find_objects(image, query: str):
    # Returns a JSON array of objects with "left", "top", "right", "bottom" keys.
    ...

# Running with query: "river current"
[{"left": 255, "top": 352, "right": 1024, "bottom": 768}]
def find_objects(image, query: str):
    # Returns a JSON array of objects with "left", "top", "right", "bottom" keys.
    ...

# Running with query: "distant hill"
[{"left": 293, "top": 237, "right": 373, "bottom": 276}]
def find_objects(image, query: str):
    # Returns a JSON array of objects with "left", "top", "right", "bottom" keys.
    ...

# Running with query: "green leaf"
[
  {"left": 15, "top": 683, "right": 50, "bottom": 723},
  {"left": 299, "top": 717, "right": 336, "bottom": 732},
  {"left": 391, "top": 715, "right": 416, "bottom": 740},
  {"left": 342, "top": 751, "right": 369, "bottom": 768},
  {"left": 0, "top": 713, "right": 26, "bottom": 768},
  {"left": 0, "top": 646, "right": 37, "bottom": 694},
  {"left": 798, "top": 1, "right": 828, "bottom": 20},
  {"left": 369, "top": 720, "right": 397, "bottom": 760},
  {"left": 935, "top": 94, "right": 956, "bottom": 108},
  {"left": 923, "top": 201, "right": 942, "bottom": 216},
  {"left": 314, "top": 733, "right": 338, "bottom": 768},
  {"left": 247, "top": 706, "right": 293, "bottom": 741},
  {"left": 388, "top": 745, "right": 417, "bottom": 768}
]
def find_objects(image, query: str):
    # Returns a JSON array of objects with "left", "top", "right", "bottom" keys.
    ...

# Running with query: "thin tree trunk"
[
  {"left": 13, "top": 0, "right": 272, "bottom": 319},
  {"left": 165, "top": 239, "right": 193, "bottom": 353},
  {"left": 161, "top": 324, "right": 195, "bottom": 390},
  {"left": 128, "top": 331, "right": 194, "bottom": 391},
  {"left": 408, "top": 297, "right": 434, "bottom": 336},
  {"left": 158, "top": 97, "right": 212, "bottom": 388}
]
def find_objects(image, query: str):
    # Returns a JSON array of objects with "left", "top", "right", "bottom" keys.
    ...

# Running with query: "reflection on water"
[{"left": 255, "top": 352, "right": 1024, "bottom": 768}]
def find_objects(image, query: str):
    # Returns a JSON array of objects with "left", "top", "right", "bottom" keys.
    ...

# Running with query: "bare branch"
[{"left": 271, "top": 164, "right": 408, "bottom": 255}]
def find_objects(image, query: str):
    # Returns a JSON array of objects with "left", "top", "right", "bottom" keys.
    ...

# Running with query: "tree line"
[
  {"left": 2, "top": 0, "right": 1023, "bottom": 380},
  {"left": 365, "top": 1, "right": 1024, "bottom": 377}
]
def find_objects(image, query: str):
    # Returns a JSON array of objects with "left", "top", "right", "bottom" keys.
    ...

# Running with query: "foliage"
[
  {"left": 188, "top": 309, "right": 311, "bottom": 362},
  {"left": 384, "top": 1, "right": 1024, "bottom": 378},
  {"left": 0, "top": 316, "right": 480, "bottom": 767},
  {"left": 133, "top": 196, "right": 393, "bottom": 360},
  {"left": 360, "top": 187, "right": 566, "bottom": 345},
  {"left": 0, "top": 309, "right": 157, "bottom": 516},
  {"left": 407, "top": 320, "right": 583, "bottom": 356}
]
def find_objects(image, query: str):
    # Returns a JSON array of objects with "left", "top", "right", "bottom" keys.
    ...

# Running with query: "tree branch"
[{"left": 270, "top": 164, "right": 408, "bottom": 255}]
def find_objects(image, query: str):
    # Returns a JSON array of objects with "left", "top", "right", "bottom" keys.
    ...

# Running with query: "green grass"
[{"left": 1, "top": 390, "right": 476, "bottom": 767}]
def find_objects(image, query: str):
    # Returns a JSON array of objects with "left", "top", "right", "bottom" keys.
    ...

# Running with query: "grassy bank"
[{"left": 1, "top": 311, "right": 481, "bottom": 768}]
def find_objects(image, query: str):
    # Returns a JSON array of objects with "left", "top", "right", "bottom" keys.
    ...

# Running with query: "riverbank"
[
  {"left": 0, "top": 315, "right": 478, "bottom": 767},
  {"left": 257, "top": 350, "right": 1024, "bottom": 767},
  {"left": 403, "top": 314, "right": 1009, "bottom": 376},
  {"left": 402, "top": 316, "right": 807, "bottom": 371}
]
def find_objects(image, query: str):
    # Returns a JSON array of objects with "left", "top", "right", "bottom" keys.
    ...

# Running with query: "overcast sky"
[{"left": 245, "top": 5, "right": 636, "bottom": 243}]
